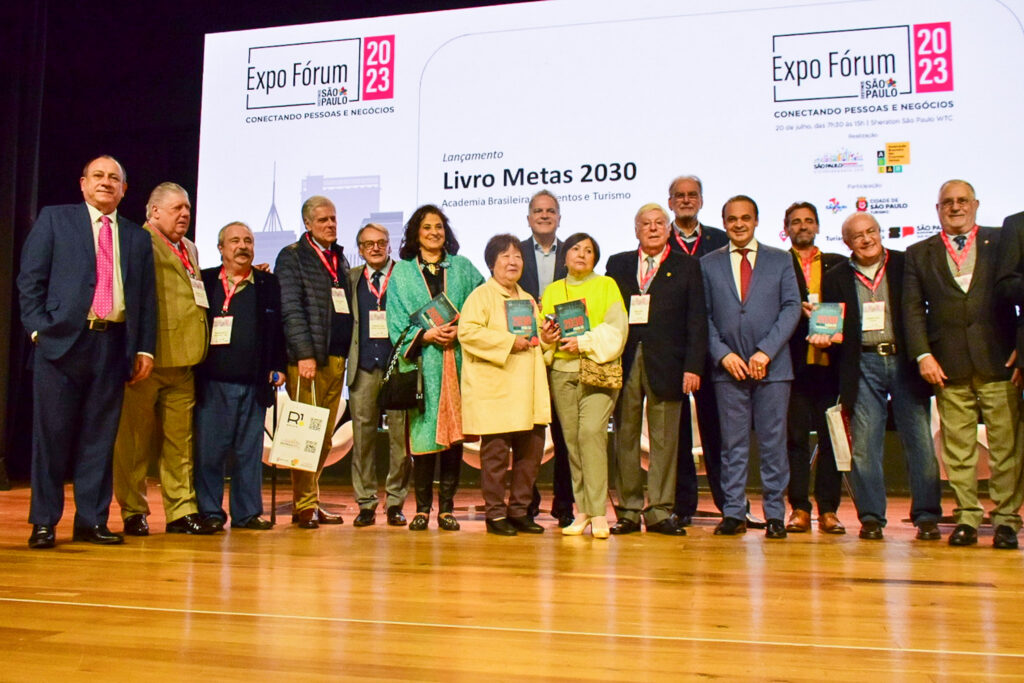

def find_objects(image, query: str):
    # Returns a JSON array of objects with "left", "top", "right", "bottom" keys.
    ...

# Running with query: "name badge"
[
  {"left": 862, "top": 301, "right": 886, "bottom": 332},
  {"left": 332, "top": 287, "right": 350, "bottom": 314},
  {"left": 368, "top": 309, "right": 389, "bottom": 338},
  {"left": 211, "top": 316, "right": 233, "bottom": 345},
  {"left": 807, "top": 293, "right": 820, "bottom": 305},
  {"left": 191, "top": 278, "right": 210, "bottom": 308},
  {"left": 955, "top": 273, "right": 972, "bottom": 292},
  {"left": 629, "top": 294, "right": 651, "bottom": 325}
]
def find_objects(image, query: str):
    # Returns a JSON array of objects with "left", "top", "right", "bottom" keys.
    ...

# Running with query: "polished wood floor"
[{"left": 1, "top": 482, "right": 1023, "bottom": 681}]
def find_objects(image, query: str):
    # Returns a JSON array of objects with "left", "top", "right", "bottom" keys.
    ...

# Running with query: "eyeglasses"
[
  {"left": 671, "top": 192, "right": 701, "bottom": 201},
  {"left": 359, "top": 239, "right": 389, "bottom": 249}
]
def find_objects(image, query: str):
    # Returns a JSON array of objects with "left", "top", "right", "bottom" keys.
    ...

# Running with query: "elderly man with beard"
[
  {"left": 193, "top": 222, "right": 286, "bottom": 530},
  {"left": 782, "top": 202, "right": 846, "bottom": 534}
]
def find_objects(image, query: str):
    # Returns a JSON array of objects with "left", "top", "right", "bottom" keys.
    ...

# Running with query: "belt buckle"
[
  {"left": 877, "top": 342, "right": 896, "bottom": 356},
  {"left": 89, "top": 319, "right": 109, "bottom": 332}
]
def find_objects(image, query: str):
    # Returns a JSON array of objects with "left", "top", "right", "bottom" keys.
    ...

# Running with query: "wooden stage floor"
[{"left": 1, "top": 483, "right": 1023, "bottom": 681}]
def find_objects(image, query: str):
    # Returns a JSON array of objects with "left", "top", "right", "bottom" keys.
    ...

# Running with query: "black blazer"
[
  {"left": 519, "top": 236, "right": 566, "bottom": 301},
  {"left": 606, "top": 249, "right": 707, "bottom": 401},
  {"left": 994, "top": 211, "right": 1024, "bottom": 362},
  {"left": 904, "top": 227, "right": 1016, "bottom": 383},
  {"left": 821, "top": 250, "right": 930, "bottom": 411},
  {"left": 199, "top": 267, "right": 287, "bottom": 407},
  {"left": 667, "top": 223, "right": 729, "bottom": 259},
  {"left": 788, "top": 249, "right": 845, "bottom": 377},
  {"left": 17, "top": 203, "right": 156, "bottom": 378}
]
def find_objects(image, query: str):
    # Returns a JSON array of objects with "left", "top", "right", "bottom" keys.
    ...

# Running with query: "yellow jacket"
[{"left": 144, "top": 224, "right": 209, "bottom": 368}]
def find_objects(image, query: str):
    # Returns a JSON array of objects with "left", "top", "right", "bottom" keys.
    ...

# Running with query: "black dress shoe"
[
  {"left": 72, "top": 524, "right": 124, "bottom": 545},
  {"left": 353, "top": 509, "right": 376, "bottom": 527},
  {"left": 232, "top": 516, "right": 273, "bottom": 530},
  {"left": 609, "top": 518, "right": 641, "bottom": 535},
  {"left": 123, "top": 514, "right": 149, "bottom": 536},
  {"left": 647, "top": 518, "right": 686, "bottom": 536},
  {"left": 993, "top": 525, "right": 1019, "bottom": 550},
  {"left": 408, "top": 513, "right": 429, "bottom": 531},
  {"left": 315, "top": 507, "right": 344, "bottom": 525},
  {"left": 486, "top": 518, "right": 518, "bottom": 536},
  {"left": 386, "top": 506, "right": 407, "bottom": 526},
  {"left": 714, "top": 517, "right": 747, "bottom": 535},
  {"left": 437, "top": 513, "right": 460, "bottom": 531},
  {"left": 915, "top": 521, "right": 941, "bottom": 541},
  {"left": 948, "top": 523, "right": 978, "bottom": 547},
  {"left": 295, "top": 508, "right": 319, "bottom": 529},
  {"left": 28, "top": 525, "right": 56, "bottom": 549},
  {"left": 671, "top": 513, "right": 693, "bottom": 528},
  {"left": 508, "top": 516, "right": 545, "bottom": 534},
  {"left": 166, "top": 513, "right": 217, "bottom": 535},
  {"left": 201, "top": 515, "right": 226, "bottom": 532},
  {"left": 859, "top": 520, "right": 884, "bottom": 540},
  {"left": 556, "top": 512, "right": 575, "bottom": 528},
  {"left": 745, "top": 501, "right": 767, "bottom": 529},
  {"left": 765, "top": 519, "right": 787, "bottom": 539}
]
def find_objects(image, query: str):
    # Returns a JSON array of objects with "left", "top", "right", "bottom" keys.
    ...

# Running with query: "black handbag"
[{"left": 378, "top": 326, "right": 424, "bottom": 411}]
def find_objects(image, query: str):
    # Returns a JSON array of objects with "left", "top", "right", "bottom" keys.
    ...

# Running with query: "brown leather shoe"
[
  {"left": 819, "top": 512, "right": 846, "bottom": 535},
  {"left": 785, "top": 509, "right": 811, "bottom": 533},
  {"left": 315, "top": 507, "right": 344, "bottom": 525},
  {"left": 295, "top": 508, "right": 319, "bottom": 529}
]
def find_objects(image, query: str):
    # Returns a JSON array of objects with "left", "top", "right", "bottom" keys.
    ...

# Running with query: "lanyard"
[
  {"left": 798, "top": 247, "right": 820, "bottom": 287},
  {"left": 636, "top": 247, "right": 670, "bottom": 293},
  {"left": 306, "top": 233, "right": 340, "bottom": 285},
  {"left": 157, "top": 231, "right": 196, "bottom": 277},
  {"left": 219, "top": 268, "right": 251, "bottom": 314},
  {"left": 673, "top": 227, "right": 701, "bottom": 256},
  {"left": 364, "top": 262, "right": 394, "bottom": 309},
  {"left": 852, "top": 249, "right": 889, "bottom": 295},
  {"left": 940, "top": 225, "right": 978, "bottom": 273}
]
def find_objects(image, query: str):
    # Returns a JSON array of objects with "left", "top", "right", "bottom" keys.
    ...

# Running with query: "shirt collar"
[
  {"left": 86, "top": 203, "right": 118, "bottom": 226},
  {"left": 730, "top": 238, "right": 759, "bottom": 253},
  {"left": 370, "top": 258, "right": 393, "bottom": 277},
  {"left": 673, "top": 221, "right": 701, "bottom": 241}
]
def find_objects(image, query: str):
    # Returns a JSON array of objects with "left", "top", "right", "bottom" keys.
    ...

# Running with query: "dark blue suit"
[
  {"left": 701, "top": 242, "right": 801, "bottom": 522},
  {"left": 18, "top": 203, "right": 156, "bottom": 527}
]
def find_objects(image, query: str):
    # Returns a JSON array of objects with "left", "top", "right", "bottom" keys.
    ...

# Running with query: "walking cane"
[{"left": 269, "top": 375, "right": 280, "bottom": 525}]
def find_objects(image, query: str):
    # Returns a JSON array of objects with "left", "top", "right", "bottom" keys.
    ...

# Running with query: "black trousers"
[
  {"left": 412, "top": 444, "right": 462, "bottom": 514},
  {"left": 786, "top": 366, "right": 842, "bottom": 514},
  {"left": 675, "top": 378, "right": 724, "bottom": 517}
]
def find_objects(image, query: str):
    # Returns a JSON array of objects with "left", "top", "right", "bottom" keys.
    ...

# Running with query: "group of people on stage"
[{"left": 17, "top": 156, "right": 1024, "bottom": 551}]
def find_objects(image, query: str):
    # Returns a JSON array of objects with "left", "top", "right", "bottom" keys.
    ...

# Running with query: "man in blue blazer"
[
  {"left": 17, "top": 156, "right": 157, "bottom": 548},
  {"left": 701, "top": 195, "right": 801, "bottom": 538}
]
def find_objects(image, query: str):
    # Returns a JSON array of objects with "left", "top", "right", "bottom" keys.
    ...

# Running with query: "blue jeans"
[
  {"left": 850, "top": 352, "right": 941, "bottom": 527},
  {"left": 194, "top": 380, "right": 267, "bottom": 525}
]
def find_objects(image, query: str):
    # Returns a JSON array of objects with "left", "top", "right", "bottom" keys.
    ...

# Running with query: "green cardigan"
[{"left": 387, "top": 254, "right": 484, "bottom": 454}]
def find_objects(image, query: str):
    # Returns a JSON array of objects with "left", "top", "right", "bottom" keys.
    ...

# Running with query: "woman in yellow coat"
[{"left": 459, "top": 234, "right": 551, "bottom": 536}]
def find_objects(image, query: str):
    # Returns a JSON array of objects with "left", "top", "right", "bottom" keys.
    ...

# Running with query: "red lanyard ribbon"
[
  {"left": 364, "top": 262, "right": 394, "bottom": 309},
  {"left": 637, "top": 247, "right": 670, "bottom": 293},
  {"left": 852, "top": 249, "right": 889, "bottom": 293},
  {"left": 157, "top": 231, "right": 196, "bottom": 277},
  {"left": 306, "top": 233, "right": 340, "bottom": 285},
  {"left": 673, "top": 228, "right": 701, "bottom": 256},
  {"left": 940, "top": 225, "right": 978, "bottom": 273},
  {"left": 219, "top": 268, "right": 251, "bottom": 314}
]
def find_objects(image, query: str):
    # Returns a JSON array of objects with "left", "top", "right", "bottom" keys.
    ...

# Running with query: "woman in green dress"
[{"left": 387, "top": 205, "right": 484, "bottom": 531}]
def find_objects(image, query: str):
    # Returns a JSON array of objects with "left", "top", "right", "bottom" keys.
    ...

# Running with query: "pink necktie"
[{"left": 93, "top": 215, "right": 114, "bottom": 319}]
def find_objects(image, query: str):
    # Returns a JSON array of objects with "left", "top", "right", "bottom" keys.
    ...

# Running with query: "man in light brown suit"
[{"left": 113, "top": 182, "right": 216, "bottom": 535}]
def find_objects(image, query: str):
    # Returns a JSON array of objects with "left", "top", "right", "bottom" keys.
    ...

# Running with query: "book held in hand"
[
  {"left": 411, "top": 292, "right": 459, "bottom": 329},
  {"left": 505, "top": 299, "right": 538, "bottom": 340},
  {"left": 554, "top": 299, "right": 590, "bottom": 338},
  {"left": 809, "top": 302, "right": 845, "bottom": 336}
]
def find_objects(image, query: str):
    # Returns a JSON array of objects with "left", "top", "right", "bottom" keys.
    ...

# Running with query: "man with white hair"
[
  {"left": 113, "top": 182, "right": 216, "bottom": 535},
  {"left": 605, "top": 203, "right": 707, "bottom": 536}
]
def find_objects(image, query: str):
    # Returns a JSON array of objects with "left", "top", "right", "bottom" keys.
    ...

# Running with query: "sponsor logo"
[
  {"left": 856, "top": 197, "right": 868, "bottom": 211},
  {"left": 825, "top": 197, "right": 848, "bottom": 214},
  {"left": 888, "top": 226, "right": 916, "bottom": 238},
  {"left": 876, "top": 142, "right": 910, "bottom": 173},
  {"left": 813, "top": 148, "right": 863, "bottom": 173}
]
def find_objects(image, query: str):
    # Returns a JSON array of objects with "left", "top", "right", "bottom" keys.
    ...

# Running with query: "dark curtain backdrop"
[{"left": 0, "top": 1, "right": 531, "bottom": 481}]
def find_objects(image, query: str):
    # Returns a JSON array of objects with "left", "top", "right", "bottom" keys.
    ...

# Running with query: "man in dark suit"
[
  {"left": 346, "top": 223, "right": 409, "bottom": 527},
  {"left": 995, "top": 210, "right": 1024, "bottom": 369},
  {"left": 519, "top": 189, "right": 573, "bottom": 526},
  {"left": 17, "top": 155, "right": 156, "bottom": 548},
  {"left": 782, "top": 202, "right": 846, "bottom": 534},
  {"left": 904, "top": 179, "right": 1022, "bottom": 550},
  {"left": 194, "top": 221, "right": 286, "bottom": 531},
  {"left": 810, "top": 212, "right": 942, "bottom": 541},
  {"left": 701, "top": 195, "right": 801, "bottom": 539},
  {"left": 666, "top": 175, "right": 730, "bottom": 525},
  {"left": 607, "top": 203, "right": 707, "bottom": 536}
]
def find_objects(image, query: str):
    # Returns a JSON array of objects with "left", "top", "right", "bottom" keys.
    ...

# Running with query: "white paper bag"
[
  {"left": 267, "top": 381, "right": 330, "bottom": 472},
  {"left": 825, "top": 403, "right": 852, "bottom": 472}
]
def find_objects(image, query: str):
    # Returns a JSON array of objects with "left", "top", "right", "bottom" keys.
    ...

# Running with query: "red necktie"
[
  {"left": 93, "top": 215, "right": 114, "bottom": 319},
  {"left": 739, "top": 248, "right": 752, "bottom": 302}
]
